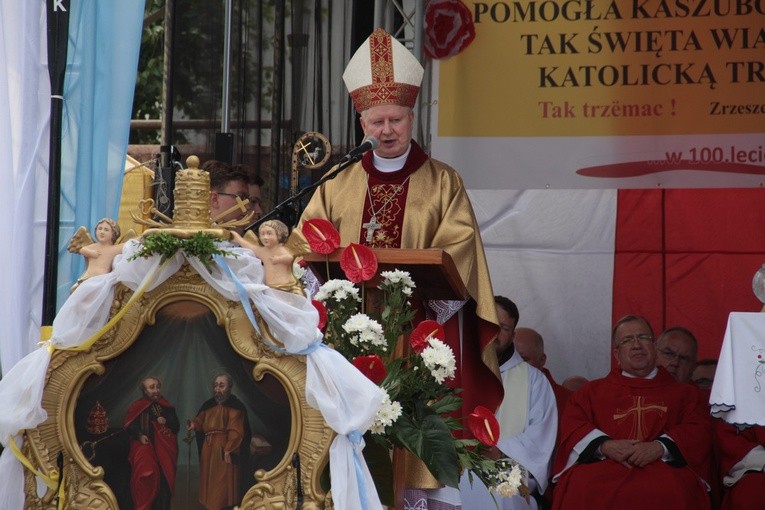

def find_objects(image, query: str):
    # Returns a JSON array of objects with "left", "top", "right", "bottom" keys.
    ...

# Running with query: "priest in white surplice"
[{"left": 460, "top": 296, "right": 558, "bottom": 510}]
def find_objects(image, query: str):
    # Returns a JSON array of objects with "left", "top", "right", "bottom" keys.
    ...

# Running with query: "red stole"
[{"left": 358, "top": 142, "right": 428, "bottom": 247}]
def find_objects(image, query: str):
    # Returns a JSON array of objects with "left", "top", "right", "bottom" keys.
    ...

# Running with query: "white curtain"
[
  {"left": 0, "top": 1, "right": 50, "bottom": 373},
  {"left": 472, "top": 189, "right": 617, "bottom": 382}
]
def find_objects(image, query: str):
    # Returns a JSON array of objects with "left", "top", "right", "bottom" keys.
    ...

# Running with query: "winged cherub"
[{"left": 67, "top": 218, "right": 133, "bottom": 292}]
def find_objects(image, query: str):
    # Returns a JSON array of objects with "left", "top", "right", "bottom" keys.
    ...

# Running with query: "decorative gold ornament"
[
  {"left": 291, "top": 132, "right": 331, "bottom": 193},
  {"left": 131, "top": 155, "right": 254, "bottom": 239},
  {"left": 24, "top": 269, "right": 335, "bottom": 509}
]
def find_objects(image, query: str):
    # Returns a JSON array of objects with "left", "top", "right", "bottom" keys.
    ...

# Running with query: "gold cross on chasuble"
[{"left": 613, "top": 396, "right": 668, "bottom": 441}]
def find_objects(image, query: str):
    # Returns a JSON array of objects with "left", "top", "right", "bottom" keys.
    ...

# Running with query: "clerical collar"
[
  {"left": 372, "top": 144, "right": 412, "bottom": 172},
  {"left": 622, "top": 367, "right": 658, "bottom": 379},
  {"left": 362, "top": 141, "right": 429, "bottom": 183}
]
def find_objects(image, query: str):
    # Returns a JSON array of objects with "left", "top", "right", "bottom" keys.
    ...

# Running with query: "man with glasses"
[
  {"left": 551, "top": 315, "right": 712, "bottom": 510},
  {"left": 204, "top": 160, "right": 264, "bottom": 226},
  {"left": 656, "top": 326, "right": 699, "bottom": 384}
]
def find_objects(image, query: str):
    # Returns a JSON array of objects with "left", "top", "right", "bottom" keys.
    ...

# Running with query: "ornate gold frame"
[{"left": 23, "top": 263, "right": 334, "bottom": 509}]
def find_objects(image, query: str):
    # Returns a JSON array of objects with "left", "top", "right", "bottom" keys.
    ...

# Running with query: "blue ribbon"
[
  {"left": 347, "top": 429, "right": 370, "bottom": 510},
  {"left": 213, "top": 255, "right": 322, "bottom": 356}
]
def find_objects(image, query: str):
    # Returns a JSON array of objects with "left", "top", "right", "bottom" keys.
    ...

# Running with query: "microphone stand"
[{"left": 244, "top": 154, "right": 362, "bottom": 234}]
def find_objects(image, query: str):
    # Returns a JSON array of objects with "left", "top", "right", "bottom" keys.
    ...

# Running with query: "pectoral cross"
[
  {"left": 613, "top": 396, "right": 667, "bottom": 441},
  {"left": 362, "top": 216, "right": 381, "bottom": 243}
]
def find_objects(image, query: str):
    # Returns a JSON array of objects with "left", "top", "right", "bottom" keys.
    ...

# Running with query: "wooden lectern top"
[{"left": 303, "top": 248, "right": 468, "bottom": 301}]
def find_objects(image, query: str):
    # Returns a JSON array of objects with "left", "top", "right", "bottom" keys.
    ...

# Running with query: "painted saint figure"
[
  {"left": 187, "top": 373, "right": 251, "bottom": 510},
  {"left": 123, "top": 376, "right": 180, "bottom": 510}
]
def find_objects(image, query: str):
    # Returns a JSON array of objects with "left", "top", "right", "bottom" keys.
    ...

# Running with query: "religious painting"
[{"left": 23, "top": 265, "right": 334, "bottom": 509}]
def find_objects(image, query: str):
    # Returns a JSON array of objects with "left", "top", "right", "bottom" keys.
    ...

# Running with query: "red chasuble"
[
  {"left": 552, "top": 368, "right": 711, "bottom": 510},
  {"left": 715, "top": 420, "right": 765, "bottom": 509},
  {"left": 124, "top": 397, "right": 179, "bottom": 509}
]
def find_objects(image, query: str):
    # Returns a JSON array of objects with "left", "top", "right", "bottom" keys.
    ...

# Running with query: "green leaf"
[{"left": 428, "top": 394, "right": 463, "bottom": 414}]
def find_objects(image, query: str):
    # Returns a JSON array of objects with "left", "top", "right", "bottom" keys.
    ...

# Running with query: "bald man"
[{"left": 514, "top": 328, "right": 572, "bottom": 420}]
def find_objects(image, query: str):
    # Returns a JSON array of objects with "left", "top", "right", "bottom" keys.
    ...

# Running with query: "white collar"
[
  {"left": 622, "top": 367, "right": 659, "bottom": 379},
  {"left": 372, "top": 144, "right": 411, "bottom": 173}
]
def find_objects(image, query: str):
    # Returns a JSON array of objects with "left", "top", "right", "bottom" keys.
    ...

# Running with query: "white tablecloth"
[{"left": 710, "top": 312, "right": 765, "bottom": 426}]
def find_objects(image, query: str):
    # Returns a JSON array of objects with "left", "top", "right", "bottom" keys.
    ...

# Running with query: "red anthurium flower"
[
  {"left": 410, "top": 320, "right": 445, "bottom": 354},
  {"left": 352, "top": 354, "right": 387, "bottom": 384},
  {"left": 302, "top": 218, "right": 340, "bottom": 255},
  {"left": 467, "top": 406, "right": 500, "bottom": 447},
  {"left": 311, "top": 300, "right": 327, "bottom": 330},
  {"left": 339, "top": 243, "right": 378, "bottom": 283}
]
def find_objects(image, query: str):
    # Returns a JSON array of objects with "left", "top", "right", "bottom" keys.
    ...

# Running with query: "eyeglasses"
[
  {"left": 217, "top": 192, "right": 249, "bottom": 202},
  {"left": 615, "top": 334, "right": 653, "bottom": 348},
  {"left": 658, "top": 347, "right": 694, "bottom": 364}
]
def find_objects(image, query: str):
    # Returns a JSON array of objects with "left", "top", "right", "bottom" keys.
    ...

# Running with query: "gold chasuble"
[{"left": 296, "top": 142, "right": 503, "bottom": 420}]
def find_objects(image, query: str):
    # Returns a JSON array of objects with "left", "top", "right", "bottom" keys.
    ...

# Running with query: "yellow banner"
[{"left": 439, "top": 0, "right": 764, "bottom": 137}]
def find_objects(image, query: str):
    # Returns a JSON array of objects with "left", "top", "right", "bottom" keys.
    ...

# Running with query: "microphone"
[{"left": 339, "top": 136, "right": 379, "bottom": 163}]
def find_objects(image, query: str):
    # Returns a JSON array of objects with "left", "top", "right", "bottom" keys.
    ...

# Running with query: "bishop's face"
[
  {"left": 613, "top": 319, "right": 657, "bottom": 377},
  {"left": 359, "top": 104, "right": 414, "bottom": 159}
]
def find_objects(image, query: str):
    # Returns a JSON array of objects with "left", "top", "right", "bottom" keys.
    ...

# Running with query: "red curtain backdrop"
[{"left": 613, "top": 189, "right": 765, "bottom": 362}]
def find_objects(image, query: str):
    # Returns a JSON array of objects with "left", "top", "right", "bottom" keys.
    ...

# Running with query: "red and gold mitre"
[
  {"left": 87, "top": 401, "right": 108, "bottom": 435},
  {"left": 342, "top": 28, "right": 424, "bottom": 112}
]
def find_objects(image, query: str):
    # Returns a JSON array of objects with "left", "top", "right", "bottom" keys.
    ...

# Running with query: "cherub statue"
[
  {"left": 231, "top": 220, "right": 299, "bottom": 291},
  {"left": 67, "top": 218, "right": 133, "bottom": 292}
]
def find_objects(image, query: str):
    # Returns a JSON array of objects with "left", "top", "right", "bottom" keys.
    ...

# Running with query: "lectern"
[{"left": 304, "top": 247, "right": 468, "bottom": 301}]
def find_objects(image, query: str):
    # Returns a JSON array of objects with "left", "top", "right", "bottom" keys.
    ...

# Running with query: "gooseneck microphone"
[
  {"left": 244, "top": 137, "right": 379, "bottom": 233},
  {"left": 339, "top": 136, "right": 379, "bottom": 163}
]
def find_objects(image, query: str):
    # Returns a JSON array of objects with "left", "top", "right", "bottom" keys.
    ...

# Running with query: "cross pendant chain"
[{"left": 362, "top": 216, "right": 381, "bottom": 242}]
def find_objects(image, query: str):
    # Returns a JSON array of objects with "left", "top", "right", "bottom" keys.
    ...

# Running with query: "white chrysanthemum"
[
  {"left": 292, "top": 262, "right": 307, "bottom": 280},
  {"left": 494, "top": 480, "right": 520, "bottom": 498},
  {"left": 342, "top": 313, "right": 386, "bottom": 348},
  {"left": 370, "top": 393, "right": 402, "bottom": 434},
  {"left": 421, "top": 338, "right": 456, "bottom": 383},
  {"left": 315, "top": 279, "right": 361, "bottom": 302},
  {"left": 506, "top": 465, "right": 523, "bottom": 487},
  {"left": 490, "top": 465, "right": 523, "bottom": 497},
  {"left": 380, "top": 270, "right": 415, "bottom": 288},
  {"left": 402, "top": 287, "right": 413, "bottom": 296}
]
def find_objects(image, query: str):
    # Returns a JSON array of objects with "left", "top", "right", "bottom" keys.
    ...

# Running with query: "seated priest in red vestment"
[
  {"left": 714, "top": 419, "right": 765, "bottom": 510},
  {"left": 294, "top": 28, "right": 503, "bottom": 508},
  {"left": 123, "top": 376, "right": 180, "bottom": 510},
  {"left": 551, "top": 315, "right": 712, "bottom": 510}
]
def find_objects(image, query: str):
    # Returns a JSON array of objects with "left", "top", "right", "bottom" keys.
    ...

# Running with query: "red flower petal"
[
  {"left": 467, "top": 406, "right": 500, "bottom": 446},
  {"left": 424, "top": 0, "right": 476, "bottom": 60},
  {"left": 302, "top": 218, "right": 340, "bottom": 255},
  {"left": 352, "top": 354, "right": 387, "bottom": 384},
  {"left": 410, "top": 320, "right": 445, "bottom": 354},
  {"left": 311, "top": 300, "right": 327, "bottom": 330},
  {"left": 339, "top": 243, "right": 378, "bottom": 283}
]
